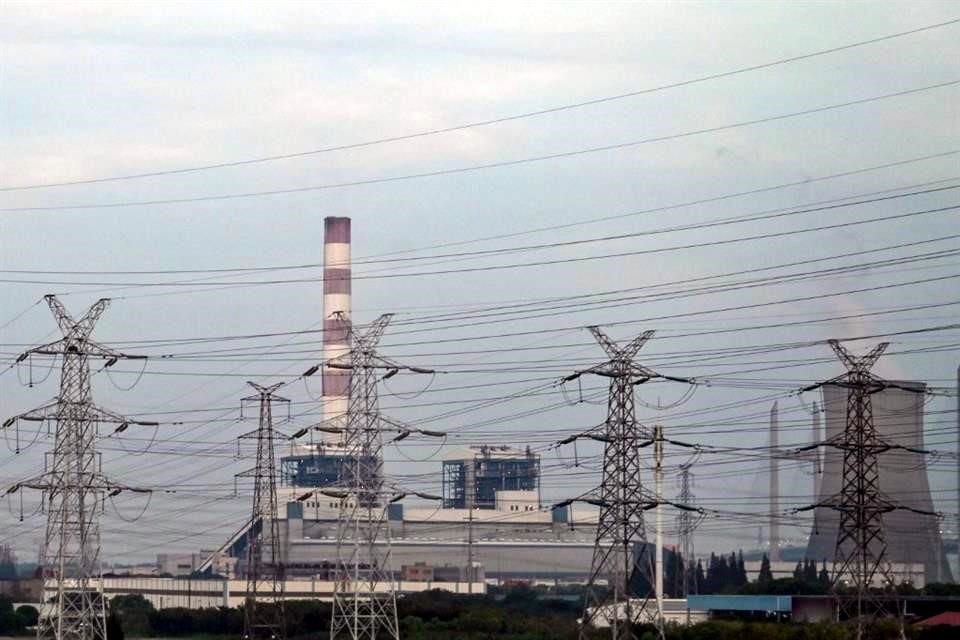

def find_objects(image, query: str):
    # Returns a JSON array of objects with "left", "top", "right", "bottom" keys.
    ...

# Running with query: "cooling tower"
[
  {"left": 805, "top": 382, "right": 952, "bottom": 583},
  {"left": 322, "top": 217, "right": 351, "bottom": 436}
]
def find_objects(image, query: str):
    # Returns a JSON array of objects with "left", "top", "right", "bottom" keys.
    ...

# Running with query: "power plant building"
[{"left": 204, "top": 443, "right": 601, "bottom": 584}]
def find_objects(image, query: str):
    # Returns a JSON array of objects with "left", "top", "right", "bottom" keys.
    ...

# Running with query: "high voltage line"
[
  {"left": 2, "top": 80, "right": 957, "bottom": 212},
  {"left": 2, "top": 17, "right": 955, "bottom": 192},
  {"left": 3, "top": 179, "right": 957, "bottom": 280}
]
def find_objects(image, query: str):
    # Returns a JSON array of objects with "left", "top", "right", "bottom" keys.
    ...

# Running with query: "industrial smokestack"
[
  {"left": 812, "top": 401, "right": 822, "bottom": 500},
  {"left": 769, "top": 401, "right": 780, "bottom": 562},
  {"left": 322, "top": 217, "right": 351, "bottom": 437}
]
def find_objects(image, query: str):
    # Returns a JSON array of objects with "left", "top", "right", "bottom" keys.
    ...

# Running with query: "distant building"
[
  {"left": 157, "top": 550, "right": 235, "bottom": 577},
  {"left": 198, "top": 443, "right": 607, "bottom": 584},
  {"left": 441, "top": 446, "right": 540, "bottom": 510}
]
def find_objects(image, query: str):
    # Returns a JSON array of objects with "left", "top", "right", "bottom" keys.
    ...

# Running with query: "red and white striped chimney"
[{"left": 322, "top": 217, "right": 351, "bottom": 435}]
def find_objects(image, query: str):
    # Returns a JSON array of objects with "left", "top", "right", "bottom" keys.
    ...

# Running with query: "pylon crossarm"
[
  {"left": 301, "top": 413, "right": 349, "bottom": 437},
  {"left": 561, "top": 362, "right": 613, "bottom": 384},
  {"left": 44, "top": 294, "right": 108, "bottom": 339},
  {"left": 87, "top": 402, "right": 155, "bottom": 425},
  {"left": 3, "top": 475, "right": 48, "bottom": 494},
  {"left": 621, "top": 329, "right": 656, "bottom": 360},
  {"left": 3, "top": 400, "right": 60, "bottom": 427},
  {"left": 245, "top": 381, "right": 285, "bottom": 395},
  {"left": 828, "top": 339, "right": 859, "bottom": 370},
  {"left": 353, "top": 312, "right": 393, "bottom": 345},
  {"left": 879, "top": 380, "right": 928, "bottom": 395},
  {"left": 587, "top": 325, "right": 621, "bottom": 360},
  {"left": 858, "top": 342, "right": 890, "bottom": 371}
]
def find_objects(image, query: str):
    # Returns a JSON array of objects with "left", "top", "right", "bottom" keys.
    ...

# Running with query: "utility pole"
[
  {"left": 236, "top": 383, "right": 288, "bottom": 640},
  {"left": 562, "top": 327, "right": 690, "bottom": 640},
  {"left": 677, "top": 465, "right": 696, "bottom": 596},
  {"left": 2, "top": 296, "right": 155, "bottom": 640},
  {"left": 467, "top": 507, "right": 474, "bottom": 594},
  {"left": 796, "top": 340, "right": 934, "bottom": 640},
  {"left": 812, "top": 401, "right": 823, "bottom": 503},
  {"left": 327, "top": 313, "right": 433, "bottom": 640},
  {"left": 653, "top": 426, "right": 664, "bottom": 633}
]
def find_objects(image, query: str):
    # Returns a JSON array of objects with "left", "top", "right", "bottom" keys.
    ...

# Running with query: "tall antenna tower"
[
  {"left": 798, "top": 340, "right": 933, "bottom": 639},
  {"left": 2, "top": 296, "right": 154, "bottom": 640},
  {"left": 328, "top": 313, "right": 432, "bottom": 640},
  {"left": 236, "top": 382, "right": 289, "bottom": 640},
  {"left": 677, "top": 464, "right": 696, "bottom": 596},
  {"left": 564, "top": 327, "right": 690, "bottom": 640}
]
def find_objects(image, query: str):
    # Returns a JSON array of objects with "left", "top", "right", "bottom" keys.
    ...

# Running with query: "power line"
[
  {"left": 5, "top": 201, "right": 957, "bottom": 291},
  {"left": 3, "top": 17, "right": 955, "bottom": 192},
  {"left": 3, "top": 80, "right": 956, "bottom": 213},
  {"left": 5, "top": 180, "right": 957, "bottom": 277}
]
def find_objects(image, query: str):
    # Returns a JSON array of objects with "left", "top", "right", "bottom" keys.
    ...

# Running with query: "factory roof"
[
  {"left": 915, "top": 611, "right": 960, "bottom": 627},
  {"left": 686, "top": 594, "right": 793, "bottom": 613}
]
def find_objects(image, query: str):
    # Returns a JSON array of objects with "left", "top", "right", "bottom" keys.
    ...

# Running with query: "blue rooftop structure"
[{"left": 687, "top": 595, "right": 793, "bottom": 613}]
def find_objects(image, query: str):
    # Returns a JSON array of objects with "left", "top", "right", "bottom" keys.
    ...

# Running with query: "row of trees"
[
  {"left": 110, "top": 588, "right": 582, "bottom": 639},
  {"left": 106, "top": 588, "right": 958, "bottom": 640},
  {"left": 659, "top": 550, "right": 750, "bottom": 596},
  {"left": 661, "top": 550, "right": 839, "bottom": 596}
]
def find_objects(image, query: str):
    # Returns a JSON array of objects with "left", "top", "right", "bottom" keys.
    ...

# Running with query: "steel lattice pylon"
[
  {"left": 572, "top": 327, "right": 683, "bottom": 640},
  {"left": 2, "top": 296, "right": 154, "bottom": 640},
  {"left": 797, "top": 339, "right": 933, "bottom": 640},
  {"left": 329, "top": 313, "right": 400, "bottom": 640},
  {"left": 677, "top": 465, "right": 696, "bottom": 597},
  {"left": 236, "top": 382, "right": 288, "bottom": 640}
]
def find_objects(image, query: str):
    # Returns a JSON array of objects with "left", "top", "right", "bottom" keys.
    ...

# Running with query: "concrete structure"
[
  {"left": 157, "top": 551, "right": 235, "bottom": 577},
  {"left": 321, "top": 216, "right": 351, "bottom": 433},
  {"left": 769, "top": 402, "right": 780, "bottom": 562},
  {"left": 687, "top": 594, "right": 833, "bottom": 622},
  {"left": 588, "top": 598, "right": 710, "bottom": 627},
  {"left": 442, "top": 446, "right": 540, "bottom": 510},
  {"left": 265, "top": 498, "right": 599, "bottom": 583},
  {"left": 43, "top": 576, "right": 484, "bottom": 611},
  {"left": 805, "top": 382, "right": 952, "bottom": 583},
  {"left": 225, "top": 444, "right": 605, "bottom": 584}
]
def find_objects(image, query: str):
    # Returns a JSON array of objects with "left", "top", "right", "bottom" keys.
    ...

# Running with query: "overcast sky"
[{"left": 1, "top": 1, "right": 958, "bottom": 565}]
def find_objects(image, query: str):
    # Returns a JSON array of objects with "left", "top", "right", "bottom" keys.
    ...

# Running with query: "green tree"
[
  {"left": 758, "top": 553, "right": 773, "bottom": 584},
  {"left": 803, "top": 558, "right": 818, "bottom": 583},
  {"left": 818, "top": 560, "right": 830, "bottom": 587},
  {"left": 106, "top": 610, "right": 124, "bottom": 640},
  {"left": 793, "top": 560, "right": 803, "bottom": 580},
  {"left": 694, "top": 559, "right": 705, "bottom": 594},
  {"left": 15, "top": 605, "right": 39, "bottom": 628},
  {"left": 110, "top": 593, "right": 154, "bottom": 637},
  {"left": 0, "top": 596, "right": 24, "bottom": 635},
  {"left": 735, "top": 551, "right": 747, "bottom": 586}
]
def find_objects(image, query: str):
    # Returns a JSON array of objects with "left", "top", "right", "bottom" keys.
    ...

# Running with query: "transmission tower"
[
  {"left": 563, "top": 327, "right": 691, "bottom": 640},
  {"left": 327, "top": 313, "right": 431, "bottom": 640},
  {"left": 236, "top": 383, "right": 289, "bottom": 640},
  {"left": 798, "top": 340, "right": 933, "bottom": 639},
  {"left": 677, "top": 464, "right": 696, "bottom": 596},
  {"left": 1, "top": 296, "right": 154, "bottom": 640}
]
